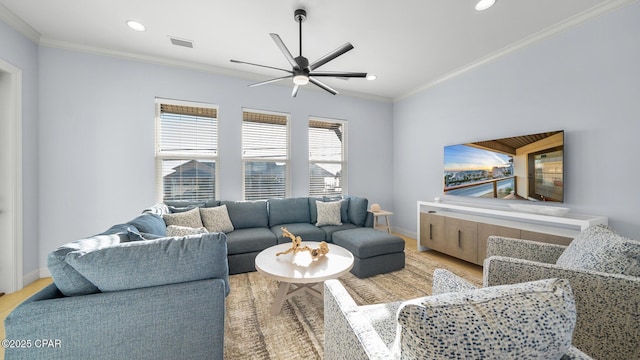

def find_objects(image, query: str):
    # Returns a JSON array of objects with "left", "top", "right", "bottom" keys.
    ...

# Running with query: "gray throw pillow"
[
  {"left": 200, "top": 205, "right": 235, "bottom": 233},
  {"left": 556, "top": 224, "right": 640, "bottom": 276},
  {"left": 162, "top": 207, "right": 204, "bottom": 228},
  {"left": 315, "top": 200, "right": 342, "bottom": 226},
  {"left": 166, "top": 225, "right": 208, "bottom": 237}
]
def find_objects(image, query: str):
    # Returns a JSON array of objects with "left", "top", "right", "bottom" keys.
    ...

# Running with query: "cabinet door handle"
[
  {"left": 429, "top": 224, "right": 433, "bottom": 240},
  {"left": 457, "top": 230, "right": 462, "bottom": 247}
]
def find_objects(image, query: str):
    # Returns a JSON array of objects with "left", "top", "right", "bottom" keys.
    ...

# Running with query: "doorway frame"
[{"left": 0, "top": 58, "right": 23, "bottom": 294}]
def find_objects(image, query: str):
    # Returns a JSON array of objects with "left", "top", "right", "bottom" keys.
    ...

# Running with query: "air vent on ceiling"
[{"left": 169, "top": 37, "right": 194, "bottom": 48}]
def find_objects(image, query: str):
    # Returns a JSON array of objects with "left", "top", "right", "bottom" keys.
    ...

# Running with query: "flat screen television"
[{"left": 443, "top": 130, "right": 564, "bottom": 202}]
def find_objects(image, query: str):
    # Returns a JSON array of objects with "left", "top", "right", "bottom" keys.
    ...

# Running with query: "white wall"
[
  {"left": 0, "top": 19, "right": 39, "bottom": 281},
  {"left": 392, "top": 2, "right": 640, "bottom": 239},
  {"left": 37, "top": 47, "right": 394, "bottom": 269}
]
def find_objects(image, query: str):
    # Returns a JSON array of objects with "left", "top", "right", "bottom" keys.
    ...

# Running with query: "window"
[
  {"left": 155, "top": 99, "right": 219, "bottom": 202},
  {"left": 242, "top": 109, "right": 290, "bottom": 200},
  {"left": 309, "top": 118, "right": 346, "bottom": 196}
]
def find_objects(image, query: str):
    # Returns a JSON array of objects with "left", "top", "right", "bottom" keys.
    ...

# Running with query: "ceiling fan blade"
[
  {"left": 309, "top": 43, "right": 354, "bottom": 71},
  {"left": 249, "top": 75, "right": 294, "bottom": 87},
  {"left": 309, "top": 71, "right": 367, "bottom": 78},
  {"left": 230, "top": 59, "right": 292, "bottom": 74},
  {"left": 269, "top": 33, "right": 299, "bottom": 70},
  {"left": 291, "top": 85, "right": 300, "bottom": 97},
  {"left": 309, "top": 77, "right": 338, "bottom": 95}
]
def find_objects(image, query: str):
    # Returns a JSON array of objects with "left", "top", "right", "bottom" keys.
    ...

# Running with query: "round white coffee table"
[{"left": 255, "top": 242, "right": 354, "bottom": 315}]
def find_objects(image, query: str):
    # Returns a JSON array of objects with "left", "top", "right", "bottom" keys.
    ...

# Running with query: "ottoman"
[{"left": 332, "top": 228, "right": 405, "bottom": 278}]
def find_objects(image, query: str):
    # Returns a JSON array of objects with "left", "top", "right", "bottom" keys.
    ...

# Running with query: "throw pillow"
[
  {"left": 200, "top": 205, "right": 235, "bottom": 233},
  {"left": 166, "top": 225, "right": 208, "bottom": 237},
  {"left": 65, "top": 232, "right": 230, "bottom": 295},
  {"left": 162, "top": 207, "right": 204, "bottom": 228},
  {"left": 315, "top": 200, "right": 342, "bottom": 226},
  {"left": 556, "top": 224, "right": 640, "bottom": 276},
  {"left": 127, "top": 213, "right": 167, "bottom": 237},
  {"left": 392, "top": 278, "right": 576, "bottom": 359}
]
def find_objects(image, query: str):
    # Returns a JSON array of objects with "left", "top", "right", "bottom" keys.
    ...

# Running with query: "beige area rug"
[{"left": 224, "top": 246, "right": 483, "bottom": 359}]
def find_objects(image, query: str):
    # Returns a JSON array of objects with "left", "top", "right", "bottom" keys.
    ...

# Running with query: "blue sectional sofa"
[
  {"left": 160, "top": 196, "right": 405, "bottom": 277},
  {"left": 5, "top": 231, "right": 230, "bottom": 360},
  {"left": 4, "top": 195, "right": 404, "bottom": 360}
]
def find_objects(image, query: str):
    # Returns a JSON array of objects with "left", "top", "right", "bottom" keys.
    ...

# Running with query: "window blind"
[
  {"left": 309, "top": 118, "right": 345, "bottom": 197},
  {"left": 156, "top": 101, "right": 219, "bottom": 202},
  {"left": 242, "top": 110, "right": 289, "bottom": 200}
]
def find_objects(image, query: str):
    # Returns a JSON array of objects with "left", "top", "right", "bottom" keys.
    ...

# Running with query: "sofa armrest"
[
  {"left": 324, "top": 279, "right": 393, "bottom": 360},
  {"left": 431, "top": 269, "right": 478, "bottom": 295},
  {"left": 5, "top": 279, "right": 226, "bottom": 360},
  {"left": 484, "top": 256, "right": 640, "bottom": 360},
  {"left": 486, "top": 236, "right": 567, "bottom": 264}
]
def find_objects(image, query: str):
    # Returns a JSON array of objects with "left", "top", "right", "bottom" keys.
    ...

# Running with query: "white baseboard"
[
  {"left": 393, "top": 227, "right": 417, "bottom": 240},
  {"left": 39, "top": 267, "right": 51, "bottom": 278},
  {"left": 22, "top": 268, "right": 40, "bottom": 286}
]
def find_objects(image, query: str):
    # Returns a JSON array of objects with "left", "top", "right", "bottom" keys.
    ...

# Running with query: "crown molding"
[
  {"left": 0, "top": 3, "right": 40, "bottom": 43},
  {"left": 39, "top": 37, "right": 392, "bottom": 103},
  {"left": 395, "top": 0, "right": 638, "bottom": 102}
]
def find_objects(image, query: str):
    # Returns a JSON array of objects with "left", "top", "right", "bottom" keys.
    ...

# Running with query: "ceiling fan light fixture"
[
  {"left": 293, "top": 74, "right": 309, "bottom": 85},
  {"left": 366, "top": 74, "right": 377, "bottom": 81},
  {"left": 475, "top": 0, "right": 496, "bottom": 11}
]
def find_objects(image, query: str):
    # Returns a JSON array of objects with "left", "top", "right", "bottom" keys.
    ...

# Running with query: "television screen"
[{"left": 444, "top": 130, "right": 564, "bottom": 202}]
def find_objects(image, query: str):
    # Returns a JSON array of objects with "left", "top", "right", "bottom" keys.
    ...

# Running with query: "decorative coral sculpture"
[{"left": 276, "top": 227, "right": 329, "bottom": 259}]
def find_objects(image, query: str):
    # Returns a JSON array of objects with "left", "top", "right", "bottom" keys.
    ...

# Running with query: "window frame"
[
  {"left": 154, "top": 98, "right": 220, "bottom": 203},
  {"left": 241, "top": 108, "right": 291, "bottom": 200},
  {"left": 308, "top": 116, "right": 348, "bottom": 196}
]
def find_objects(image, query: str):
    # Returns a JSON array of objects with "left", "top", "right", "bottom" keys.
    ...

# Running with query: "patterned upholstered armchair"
[
  {"left": 484, "top": 225, "right": 640, "bottom": 360},
  {"left": 324, "top": 269, "right": 592, "bottom": 359}
]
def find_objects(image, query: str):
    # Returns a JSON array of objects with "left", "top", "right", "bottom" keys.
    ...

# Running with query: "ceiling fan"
[{"left": 230, "top": 9, "right": 368, "bottom": 97}]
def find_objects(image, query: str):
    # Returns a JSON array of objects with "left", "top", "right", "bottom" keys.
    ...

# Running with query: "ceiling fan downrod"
[{"left": 295, "top": 9, "right": 306, "bottom": 58}]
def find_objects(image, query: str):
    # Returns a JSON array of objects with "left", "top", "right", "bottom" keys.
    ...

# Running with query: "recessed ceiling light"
[
  {"left": 366, "top": 74, "right": 377, "bottom": 81},
  {"left": 126, "top": 20, "right": 146, "bottom": 32},
  {"left": 475, "top": 0, "right": 496, "bottom": 11}
]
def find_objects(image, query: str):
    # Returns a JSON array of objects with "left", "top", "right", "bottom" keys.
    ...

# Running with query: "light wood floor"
[
  {"left": 0, "top": 278, "right": 53, "bottom": 360},
  {"left": 0, "top": 234, "right": 482, "bottom": 360}
]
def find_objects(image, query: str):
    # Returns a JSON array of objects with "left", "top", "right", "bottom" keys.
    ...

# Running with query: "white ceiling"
[{"left": 0, "top": 0, "right": 634, "bottom": 100}]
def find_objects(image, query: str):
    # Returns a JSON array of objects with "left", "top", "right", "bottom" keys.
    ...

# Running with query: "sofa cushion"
[
  {"left": 47, "top": 234, "right": 124, "bottom": 296},
  {"left": 226, "top": 227, "right": 278, "bottom": 255},
  {"left": 200, "top": 205, "right": 234, "bottom": 233},
  {"left": 556, "top": 224, "right": 640, "bottom": 276},
  {"left": 345, "top": 196, "right": 368, "bottom": 226},
  {"left": 268, "top": 198, "right": 311, "bottom": 226},
  {"left": 315, "top": 200, "right": 343, "bottom": 226},
  {"left": 127, "top": 213, "right": 167, "bottom": 237},
  {"left": 333, "top": 228, "right": 404, "bottom": 259},
  {"left": 97, "top": 223, "right": 138, "bottom": 237},
  {"left": 320, "top": 223, "right": 359, "bottom": 242},
  {"left": 271, "top": 223, "right": 326, "bottom": 243},
  {"left": 393, "top": 278, "right": 576, "bottom": 359},
  {"left": 127, "top": 228, "right": 165, "bottom": 242},
  {"left": 222, "top": 200, "right": 269, "bottom": 229},
  {"left": 309, "top": 197, "right": 349, "bottom": 224},
  {"left": 166, "top": 224, "right": 208, "bottom": 237},
  {"left": 65, "top": 232, "right": 230, "bottom": 295},
  {"left": 162, "top": 207, "right": 204, "bottom": 228}
]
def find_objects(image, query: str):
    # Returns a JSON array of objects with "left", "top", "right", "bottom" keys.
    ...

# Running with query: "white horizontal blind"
[
  {"left": 155, "top": 101, "right": 219, "bottom": 202},
  {"left": 309, "top": 118, "right": 345, "bottom": 196},
  {"left": 242, "top": 109, "right": 289, "bottom": 200}
]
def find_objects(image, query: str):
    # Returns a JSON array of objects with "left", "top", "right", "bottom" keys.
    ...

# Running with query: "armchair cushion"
[
  {"left": 393, "top": 278, "right": 576, "bottom": 360},
  {"left": 556, "top": 225, "right": 640, "bottom": 276}
]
